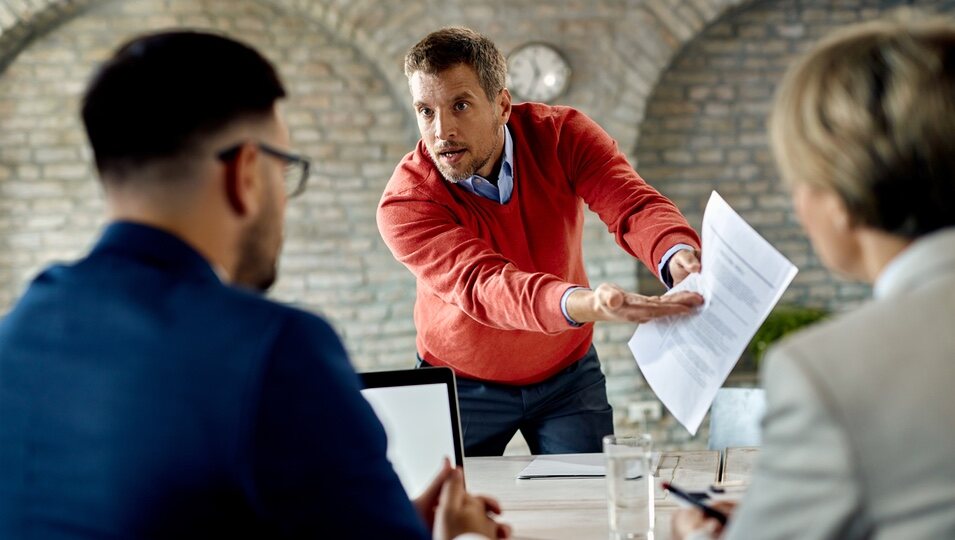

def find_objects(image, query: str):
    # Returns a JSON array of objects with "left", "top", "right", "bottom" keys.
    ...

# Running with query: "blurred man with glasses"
[{"left": 0, "top": 31, "right": 507, "bottom": 540}]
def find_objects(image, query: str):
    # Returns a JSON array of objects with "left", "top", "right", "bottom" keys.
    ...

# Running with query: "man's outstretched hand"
[{"left": 566, "top": 283, "right": 703, "bottom": 324}]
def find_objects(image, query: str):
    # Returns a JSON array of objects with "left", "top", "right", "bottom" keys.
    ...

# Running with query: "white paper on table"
[
  {"left": 516, "top": 452, "right": 662, "bottom": 479},
  {"left": 629, "top": 191, "right": 798, "bottom": 435}
]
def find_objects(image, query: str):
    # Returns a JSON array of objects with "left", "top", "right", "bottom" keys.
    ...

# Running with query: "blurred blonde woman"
[{"left": 674, "top": 12, "right": 955, "bottom": 540}]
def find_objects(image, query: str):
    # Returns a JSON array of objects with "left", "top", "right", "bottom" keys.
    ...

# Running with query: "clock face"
[{"left": 507, "top": 43, "right": 571, "bottom": 103}]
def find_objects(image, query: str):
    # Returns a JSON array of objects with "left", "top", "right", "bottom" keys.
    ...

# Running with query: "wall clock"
[{"left": 507, "top": 42, "right": 571, "bottom": 103}]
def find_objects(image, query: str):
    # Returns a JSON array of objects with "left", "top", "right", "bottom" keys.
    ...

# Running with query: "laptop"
[{"left": 359, "top": 366, "right": 465, "bottom": 498}]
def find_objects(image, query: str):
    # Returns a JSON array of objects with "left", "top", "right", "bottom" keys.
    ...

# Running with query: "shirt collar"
[
  {"left": 456, "top": 125, "right": 514, "bottom": 204},
  {"left": 501, "top": 124, "right": 513, "bottom": 180},
  {"left": 873, "top": 227, "right": 955, "bottom": 299}
]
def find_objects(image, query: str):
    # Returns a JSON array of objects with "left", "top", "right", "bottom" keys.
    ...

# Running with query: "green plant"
[{"left": 746, "top": 305, "right": 829, "bottom": 367}]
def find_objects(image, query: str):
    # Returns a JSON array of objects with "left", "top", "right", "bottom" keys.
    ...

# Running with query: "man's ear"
[
  {"left": 498, "top": 88, "right": 512, "bottom": 124},
  {"left": 222, "top": 142, "right": 260, "bottom": 217}
]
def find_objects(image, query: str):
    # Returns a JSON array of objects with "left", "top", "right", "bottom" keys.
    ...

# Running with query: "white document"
[
  {"left": 629, "top": 191, "right": 798, "bottom": 435},
  {"left": 516, "top": 452, "right": 661, "bottom": 479}
]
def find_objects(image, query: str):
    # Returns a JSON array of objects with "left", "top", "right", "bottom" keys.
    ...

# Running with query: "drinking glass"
[{"left": 604, "top": 434, "right": 654, "bottom": 540}]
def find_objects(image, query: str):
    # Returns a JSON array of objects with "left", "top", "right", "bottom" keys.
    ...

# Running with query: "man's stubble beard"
[
  {"left": 233, "top": 187, "right": 281, "bottom": 292},
  {"left": 428, "top": 117, "right": 501, "bottom": 184},
  {"left": 429, "top": 143, "right": 496, "bottom": 184}
]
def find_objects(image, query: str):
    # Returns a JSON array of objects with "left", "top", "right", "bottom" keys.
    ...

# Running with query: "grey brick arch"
[
  {"left": 0, "top": 1, "right": 97, "bottom": 70},
  {"left": 263, "top": 0, "right": 756, "bottom": 153},
  {"left": 0, "top": 0, "right": 758, "bottom": 150},
  {"left": 635, "top": 0, "right": 955, "bottom": 312}
]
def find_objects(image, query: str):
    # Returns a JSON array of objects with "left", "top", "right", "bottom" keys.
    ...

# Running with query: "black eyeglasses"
[{"left": 217, "top": 141, "right": 311, "bottom": 198}]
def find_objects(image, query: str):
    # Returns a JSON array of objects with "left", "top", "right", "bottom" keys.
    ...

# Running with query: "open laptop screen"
[{"left": 359, "top": 367, "right": 464, "bottom": 498}]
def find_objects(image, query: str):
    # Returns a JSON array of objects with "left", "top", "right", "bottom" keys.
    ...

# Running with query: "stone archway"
[
  {"left": 0, "top": 1, "right": 98, "bottom": 70},
  {"left": 635, "top": 0, "right": 955, "bottom": 313},
  {"left": 2, "top": 0, "right": 767, "bottom": 159},
  {"left": 264, "top": 0, "right": 759, "bottom": 154}
]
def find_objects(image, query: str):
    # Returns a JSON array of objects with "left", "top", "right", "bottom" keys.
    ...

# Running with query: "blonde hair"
[{"left": 770, "top": 11, "right": 955, "bottom": 237}]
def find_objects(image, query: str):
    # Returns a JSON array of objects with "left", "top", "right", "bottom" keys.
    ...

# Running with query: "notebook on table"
[{"left": 516, "top": 452, "right": 662, "bottom": 479}]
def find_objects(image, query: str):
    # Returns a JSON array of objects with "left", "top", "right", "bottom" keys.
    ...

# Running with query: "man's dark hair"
[
  {"left": 404, "top": 27, "right": 506, "bottom": 101},
  {"left": 81, "top": 30, "right": 286, "bottom": 178}
]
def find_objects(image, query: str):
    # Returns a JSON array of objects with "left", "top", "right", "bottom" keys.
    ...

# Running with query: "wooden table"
[
  {"left": 721, "top": 446, "right": 759, "bottom": 485},
  {"left": 465, "top": 451, "right": 724, "bottom": 540}
]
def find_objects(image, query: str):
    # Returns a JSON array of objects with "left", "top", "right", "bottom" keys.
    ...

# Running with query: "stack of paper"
[
  {"left": 516, "top": 452, "right": 661, "bottom": 479},
  {"left": 629, "top": 191, "right": 798, "bottom": 434}
]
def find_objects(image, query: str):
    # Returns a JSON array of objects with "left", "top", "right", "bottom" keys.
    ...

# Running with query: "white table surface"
[
  {"left": 465, "top": 451, "right": 725, "bottom": 540},
  {"left": 721, "top": 446, "right": 759, "bottom": 485}
]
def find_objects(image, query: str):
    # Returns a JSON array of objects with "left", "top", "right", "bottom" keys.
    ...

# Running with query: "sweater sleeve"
[
  {"left": 557, "top": 109, "right": 700, "bottom": 278},
  {"left": 377, "top": 173, "right": 577, "bottom": 335}
]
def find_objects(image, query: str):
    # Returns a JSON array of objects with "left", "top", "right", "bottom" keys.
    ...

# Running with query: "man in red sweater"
[{"left": 377, "top": 27, "right": 704, "bottom": 456}]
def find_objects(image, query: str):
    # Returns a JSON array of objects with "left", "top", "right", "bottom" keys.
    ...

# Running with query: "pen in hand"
[{"left": 662, "top": 481, "right": 728, "bottom": 525}]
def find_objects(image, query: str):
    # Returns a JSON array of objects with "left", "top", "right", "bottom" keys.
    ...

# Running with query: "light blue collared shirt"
[
  {"left": 658, "top": 244, "right": 697, "bottom": 287},
  {"left": 455, "top": 126, "right": 514, "bottom": 204}
]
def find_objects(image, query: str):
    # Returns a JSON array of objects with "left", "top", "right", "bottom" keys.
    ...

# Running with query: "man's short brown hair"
[
  {"left": 404, "top": 27, "right": 507, "bottom": 101},
  {"left": 770, "top": 10, "right": 955, "bottom": 237}
]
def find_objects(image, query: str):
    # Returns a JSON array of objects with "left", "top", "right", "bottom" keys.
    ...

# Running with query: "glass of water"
[{"left": 603, "top": 434, "right": 654, "bottom": 540}]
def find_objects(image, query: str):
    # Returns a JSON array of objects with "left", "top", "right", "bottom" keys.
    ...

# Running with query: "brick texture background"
[
  {"left": 0, "top": 0, "right": 948, "bottom": 449},
  {"left": 636, "top": 0, "right": 955, "bottom": 314}
]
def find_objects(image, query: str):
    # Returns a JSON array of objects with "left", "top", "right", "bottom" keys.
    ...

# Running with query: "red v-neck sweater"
[{"left": 377, "top": 103, "right": 700, "bottom": 385}]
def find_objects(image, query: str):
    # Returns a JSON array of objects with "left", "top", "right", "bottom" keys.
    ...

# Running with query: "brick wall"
[
  {"left": 1, "top": 0, "right": 943, "bottom": 450},
  {"left": 0, "top": 0, "right": 417, "bottom": 366},
  {"left": 636, "top": 0, "right": 955, "bottom": 313},
  {"left": 632, "top": 0, "right": 955, "bottom": 448}
]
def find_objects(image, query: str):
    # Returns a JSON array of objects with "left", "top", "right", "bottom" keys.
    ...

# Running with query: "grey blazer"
[{"left": 725, "top": 228, "right": 955, "bottom": 540}]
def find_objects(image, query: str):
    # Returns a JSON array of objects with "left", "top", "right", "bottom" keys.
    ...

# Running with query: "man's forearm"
[
  {"left": 565, "top": 283, "right": 703, "bottom": 324},
  {"left": 565, "top": 287, "right": 599, "bottom": 324}
]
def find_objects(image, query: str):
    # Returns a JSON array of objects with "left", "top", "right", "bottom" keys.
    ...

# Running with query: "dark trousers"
[{"left": 417, "top": 345, "right": 614, "bottom": 457}]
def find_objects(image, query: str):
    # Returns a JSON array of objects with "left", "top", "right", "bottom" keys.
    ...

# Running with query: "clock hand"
[{"left": 531, "top": 58, "right": 543, "bottom": 100}]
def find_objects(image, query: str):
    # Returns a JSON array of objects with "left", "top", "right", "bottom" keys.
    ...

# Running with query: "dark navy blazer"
[{"left": 0, "top": 222, "right": 429, "bottom": 539}]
